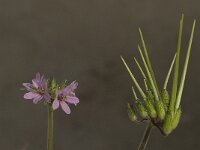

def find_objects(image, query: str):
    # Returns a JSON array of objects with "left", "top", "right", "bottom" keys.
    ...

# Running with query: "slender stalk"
[
  {"left": 138, "top": 123, "right": 153, "bottom": 150},
  {"left": 47, "top": 104, "right": 53, "bottom": 150},
  {"left": 121, "top": 56, "right": 146, "bottom": 99},
  {"left": 163, "top": 53, "right": 177, "bottom": 89},
  {"left": 170, "top": 15, "right": 184, "bottom": 112},
  {"left": 139, "top": 28, "right": 160, "bottom": 96},
  {"left": 138, "top": 45, "right": 159, "bottom": 101},
  {"left": 134, "top": 57, "right": 147, "bottom": 79}
]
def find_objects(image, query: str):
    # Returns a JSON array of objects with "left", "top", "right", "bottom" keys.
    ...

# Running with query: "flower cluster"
[
  {"left": 22, "top": 73, "right": 79, "bottom": 114},
  {"left": 122, "top": 15, "right": 196, "bottom": 135}
]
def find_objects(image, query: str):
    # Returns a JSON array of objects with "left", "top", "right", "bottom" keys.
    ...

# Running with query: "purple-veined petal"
[
  {"left": 40, "top": 74, "right": 44, "bottom": 82},
  {"left": 22, "top": 83, "right": 33, "bottom": 91},
  {"left": 56, "top": 90, "right": 63, "bottom": 97},
  {"left": 60, "top": 101, "right": 71, "bottom": 114},
  {"left": 32, "top": 79, "right": 39, "bottom": 88},
  {"left": 70, "top": 81, "right": 78, "bottom": 90},
  {"left": 36, "top": 73, "right": 41, "bottom": 81},
  {"left": 66, "top": 96, "right": 79, "bottom": 106},
  {"left": 24, "top": 92, "right": 39, "bottom": 99},
  {"left": 42, "top": 79, "right": 48, "bottom": 90},
  {"left": 69, "top": 92, "right": 76, "bottom": 97},
  {"left": 43, "top": 93, "right": 51, "bottom": 100},
  {"left": 63, "top": 81, "right": 78, "bottom": 95},
  {"left": 52, "top": 99, "right": 60, "bottom": 110},
  {"left": 62, "top": 87, "right": 70, "bottom": 95},
  {"left": 33, "top": 95, "right": 43, "bottom": 104}
]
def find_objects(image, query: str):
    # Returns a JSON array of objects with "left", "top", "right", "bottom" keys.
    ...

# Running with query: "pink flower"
[
  {"left": 52, "top": 81, "right": 79, "bottom": 114},
  {"left": 23, "top": 73, "right": 50, "bottom": 104}
]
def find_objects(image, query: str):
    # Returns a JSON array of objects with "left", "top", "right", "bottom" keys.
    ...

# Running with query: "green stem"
[
  {"left": 47, "top": 104, "right": 53, "bottom": 150},
  {"left": 138, "top": 123, "right": 153, "bottom": 150}
]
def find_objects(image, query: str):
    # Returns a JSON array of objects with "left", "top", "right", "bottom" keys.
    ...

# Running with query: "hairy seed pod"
[
  {"left": 144, "top": 99, "right": 157, "bottom": 118},
  {"left": 161, "top": 89, "right": 169, "bottom": 108},
  {"left": 172, "top": 107, "right": 182, "bottom": 130},
  {"left": 127, "top": 103, "right": 137, "bottom": 122},
  {"left": 162, "top": 111, "right": 174, "bottom": 135},
  {"left": 155, "top": 100, "right": 166, "bottom": 120},
  {"left": 135, "top": 101, "right": 148, "bottom": 118},
  {"left": 146, "top": 90, "right": 154, "bottom": 104}
]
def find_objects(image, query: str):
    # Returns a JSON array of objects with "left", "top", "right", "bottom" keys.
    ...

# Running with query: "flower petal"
[
  {"left": 68, "top": 81, "right": 78, "bottom": 90},
  {"left": 33, "top": 95, "right": 43, "bottom": 104},
  {"left": 63, "top": 81, "right": 78, "bottom": 95},
  {"left": 66, "top": 96, "right": 79, "bottom": 106},
  {"left": 24, "top": 92, "right": 39, "bottom": 99},
  {"left": 36, "top": 72, "right": 41, "bottom": 81},
  {"left": 43, "top": 93, "right": 51, "bottom": 100},
  {"left": 52, "top": 99, "right": 60, "bottom": 110},
  {"left": 32, "top": 79, "right": 39, "bottom": 88},
  {"left": 40, "top": 74, "right": 44, "bottom": 82},
  {"left": 42, "top": 79, "right": 48, "bottom": 89},
  {"left": 22, "top": 83, "right": 33, "bottom": 91},
  {"left": 60, "top": 101, "right": 71, "bottom": 114}
]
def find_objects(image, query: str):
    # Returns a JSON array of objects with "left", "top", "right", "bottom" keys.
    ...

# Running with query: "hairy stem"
[
  {"left": 47, "top": 104, "right": 53, "bottom": 150},
  {"left": 138, "top": 122, "right": 153, "bottom": 150}
]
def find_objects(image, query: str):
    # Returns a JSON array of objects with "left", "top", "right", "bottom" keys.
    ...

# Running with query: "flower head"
[
  {"left": 23, "top": 73, "right": 50, "bottom": 104},
  {"left": 52, "top": 81, "right": 79, "bottom": 114}
]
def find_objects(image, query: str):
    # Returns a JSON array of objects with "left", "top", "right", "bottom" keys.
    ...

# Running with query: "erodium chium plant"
[
  {"left": 121, "top": 15, "right": 196, "bottom": 150},
  {"left": 22, "top": 73, "right": 79, "bottom": 150}
]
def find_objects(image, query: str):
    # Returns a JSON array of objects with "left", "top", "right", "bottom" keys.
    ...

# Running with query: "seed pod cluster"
[{"left": 123, "top": 15, "right": 195, "bottom": 136}]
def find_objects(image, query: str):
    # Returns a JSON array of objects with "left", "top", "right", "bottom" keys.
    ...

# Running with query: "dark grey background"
[{"left": 0, "top": 0, "right": 199, "bottom": 150}]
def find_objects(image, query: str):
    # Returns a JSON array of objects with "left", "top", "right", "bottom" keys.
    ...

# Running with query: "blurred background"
[{"left": 0, "top": 0, "right": 199, "bottom": 150}]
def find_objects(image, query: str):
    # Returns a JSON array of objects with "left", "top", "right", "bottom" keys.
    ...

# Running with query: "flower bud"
[
  {"left": 135, "top": 101, "right": 148, "bottom": 118},
  {"left": 162, "top": 111, "right": 174, "bottom": 135},
  {"left": 127, "top": 103, "right": 137, "bottom": 122},
  {"left": 172, "top": 107, "right": 182, "bottom": 130},
  {"left": 155, "top": 100, "right": 166, "bottom": 120}
]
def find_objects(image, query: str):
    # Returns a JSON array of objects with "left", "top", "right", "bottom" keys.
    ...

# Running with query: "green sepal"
[
  {"left": 50, "top": 78, "right": 57, "bottom": 90},
  {"left": 172, "top": 107, "right": 182, "bottom": 130},
  {"left": 127, "top": 103, "right": 138, "bottom": 122},
  {"left": 155, "top": 100, "right": 166, "bottom": 120},
  {"left": 48, "top": 78, "right": 58, "bottom": 101},
  {"left": 60, "top": 80, "right": 68, "bottom": 89},
  {"left": 162, "top": 111, "right": 174, "bottom": 135},
  {"left": 135, "top": 101, "right": 148, "bottom": 118}
]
